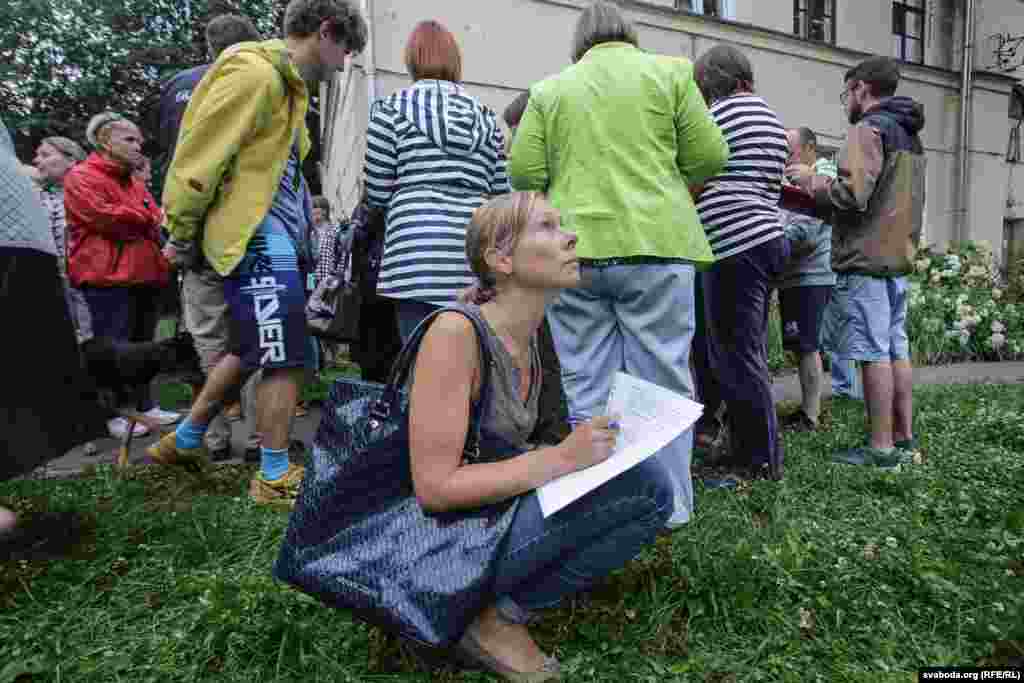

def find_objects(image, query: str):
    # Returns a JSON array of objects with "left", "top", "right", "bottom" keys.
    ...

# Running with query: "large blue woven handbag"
[{"left": 274, "top": 305, "right": 523, "bottom": 647}]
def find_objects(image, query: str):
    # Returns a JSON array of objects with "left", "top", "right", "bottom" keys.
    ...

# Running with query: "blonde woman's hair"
[{"left": 460, "top": 192, "right": 543, "bottom": 305}]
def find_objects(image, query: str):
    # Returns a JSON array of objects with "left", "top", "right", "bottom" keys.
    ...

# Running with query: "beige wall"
[
  {"left": 325, "top": 0, "right": 1019, "bottom": 258},
  {"left": 733, "top": 0, "right": 789, "bottom": 35}
]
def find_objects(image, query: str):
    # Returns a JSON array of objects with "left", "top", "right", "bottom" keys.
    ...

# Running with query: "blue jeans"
[
  {"left": 700, "top": 237, "right": 790, "bottom": 477},
  {"left": 828, "top": 354, "right": 863, "bottom": 399},
  {"left": 548, "top": 262, "right": 696, "bottom": 527},
  {"left": 492, "top": 459, "right": 672, "bottom": 620}
]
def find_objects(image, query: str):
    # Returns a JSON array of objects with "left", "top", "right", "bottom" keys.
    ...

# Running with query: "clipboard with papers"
[{"left": 536, "top": 372, "right": 704, "bottom": 518}]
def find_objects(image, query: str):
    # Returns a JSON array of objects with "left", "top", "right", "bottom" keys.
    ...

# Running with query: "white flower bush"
[{"left": 909, "top": 242, "right": 1024, "bottom": 364}]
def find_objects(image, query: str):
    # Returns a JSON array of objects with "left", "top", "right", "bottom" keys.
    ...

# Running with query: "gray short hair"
[
  {"left": 794, "top": 126, "right": 816, "bottom": 148},
  {"left": 85, "top": 112, "right": 130, "bottom": 148},
  {"left": 694, "top": 44, "right": 754, "bottom": 105},
  {"left": 41, "top": 136, "right": 87, "bottom": 162},
  {"left": 571, "top": 1, "right": 638, "bottom": 64}
]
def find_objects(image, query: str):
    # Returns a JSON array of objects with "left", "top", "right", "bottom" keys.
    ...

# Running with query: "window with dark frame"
[
  {"left": 793, "top": 0, "right": 836, "bottom": 44},
  {"left": 701, "top": 0, "right": 720, "bottom": 14},
  {"left": 679, "top": 0, "right": 720, "bottom": 17},
  {"left": 892, "top": 0, "right": 925, "bottom": 64}
]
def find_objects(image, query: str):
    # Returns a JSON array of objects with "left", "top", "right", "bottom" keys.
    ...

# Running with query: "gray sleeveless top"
[{"left": 407, "top": 304, "right": 541, "bottom": 449}]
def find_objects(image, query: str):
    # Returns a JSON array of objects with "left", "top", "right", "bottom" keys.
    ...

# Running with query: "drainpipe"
[
  {"left": 362, "top": 0, "right": 377, "bottom": 110},
  {"left": 958, "top": 0, "right": 977, "bottom": 244}
]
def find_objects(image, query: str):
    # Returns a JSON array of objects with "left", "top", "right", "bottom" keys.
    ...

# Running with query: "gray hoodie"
[{"left": 775, "top": 208, "right": 836, "bottom": 289}]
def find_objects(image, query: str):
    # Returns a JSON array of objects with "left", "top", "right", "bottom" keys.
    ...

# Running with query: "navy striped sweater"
[
  {"left": 364, "top": 79, "right": 509, "bottom": 304},
  {"left": 695, "top": 94, "right": 787, "bottom": 260}
]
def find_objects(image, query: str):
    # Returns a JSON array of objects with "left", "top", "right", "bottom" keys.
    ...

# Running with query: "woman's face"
[
  {"left": 507, "top": 200, "right": 579, "bottom": 291},
  {"left": 33, "top": 143, "right": 75, "bottom": 183},
  {"left": 312, "top": 207, "right": 328, "bottom": 226}
]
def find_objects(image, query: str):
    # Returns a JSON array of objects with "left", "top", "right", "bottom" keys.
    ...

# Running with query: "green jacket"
[
  {"left": 163, "top": 39, "right": 311, "bottom": 276},
  {"left": 508, "top": 43, "right": 727, "bottom": 263}
]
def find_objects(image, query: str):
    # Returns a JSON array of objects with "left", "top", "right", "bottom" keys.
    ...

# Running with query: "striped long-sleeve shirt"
[
  {"left": 696, "top": 94, "right": 788, "bottom": 260},
  {"left": 364, "top": 79, "right": 509, "bottom": 305}
]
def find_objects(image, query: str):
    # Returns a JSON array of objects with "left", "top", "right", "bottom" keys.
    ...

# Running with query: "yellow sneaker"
[
  {"left": 250, "top": 463, "right": 306, "bottom": 506},
  {"left": 146, "top": 432, "right": 209, "bottom": 473}
]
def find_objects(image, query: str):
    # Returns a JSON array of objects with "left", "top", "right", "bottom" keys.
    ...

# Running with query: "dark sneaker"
[
  {"left": 210, "top": 446, "right": 233, "bottom": 463},
  {"left": 701, "top": 477, "right": 739, "bottom": 491},
  {"left": 288, "top": 440, "right": 308, "bottom": 466},
  {"left": 831, "top": 446, "right": 902, "bottom": 471},
  {"left": 779, "top": 409, "right": 818, "bottom": 432},
  {"left": 895, "top": 438, "right": 923, "bottom": 465}
]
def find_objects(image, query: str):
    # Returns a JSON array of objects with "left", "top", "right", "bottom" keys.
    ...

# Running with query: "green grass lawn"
[{"left": 2, "top": 384, "right": 1022, "bottom": 682}]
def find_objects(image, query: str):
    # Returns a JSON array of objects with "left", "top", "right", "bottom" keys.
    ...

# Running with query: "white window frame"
[{"left": 687, "top": 0, "right": 736, "bottom": 20}]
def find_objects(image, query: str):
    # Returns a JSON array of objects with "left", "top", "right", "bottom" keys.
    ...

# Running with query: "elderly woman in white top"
[{"left": 33, "top": 136, "right": 93, "bottom": 343}]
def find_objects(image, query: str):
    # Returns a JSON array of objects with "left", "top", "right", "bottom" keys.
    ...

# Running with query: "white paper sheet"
[{"left": 536, "top": 372, "right": 704, "bottom": 518}]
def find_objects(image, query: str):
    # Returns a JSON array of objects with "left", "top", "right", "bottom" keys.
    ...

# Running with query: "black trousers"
[
  {"left": 699, "top": 237, "right": 790, "bottom": 478},
  {"left": 1, "top": 248, "right": 109, "bottom": 480}
]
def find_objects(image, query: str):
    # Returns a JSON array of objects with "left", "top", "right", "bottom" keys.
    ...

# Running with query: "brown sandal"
[{"left": 455, "top": 628, "right": 561, "bottom": 682}]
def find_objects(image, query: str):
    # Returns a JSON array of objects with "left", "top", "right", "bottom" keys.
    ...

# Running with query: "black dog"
[{"left": 80, "top": 333, "right": 202, "bottom": 411}]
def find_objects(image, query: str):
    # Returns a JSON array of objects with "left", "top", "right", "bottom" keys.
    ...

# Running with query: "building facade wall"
[{"left": 325, "top": 0, "right": 1021, "bottom": 259}]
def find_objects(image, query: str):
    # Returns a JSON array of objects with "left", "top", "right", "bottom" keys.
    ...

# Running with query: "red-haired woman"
[{"left": 363, "top": 20, "right": 510, "bottom": 342}]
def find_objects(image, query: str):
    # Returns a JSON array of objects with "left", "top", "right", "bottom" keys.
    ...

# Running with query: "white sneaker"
[
  {"left": 142, "top": 407, "right": 182, "bottom": 426},
  {"left": 107, "top": 417, "right": 150, "bottom": 440}
]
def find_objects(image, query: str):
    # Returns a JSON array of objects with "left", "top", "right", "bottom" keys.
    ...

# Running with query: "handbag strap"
[
  {"left": 333, "top": 224, "right": 351, "bottom": 278},
  {"left": 371, "top": 305, "right": 496, "bottom": 455}
]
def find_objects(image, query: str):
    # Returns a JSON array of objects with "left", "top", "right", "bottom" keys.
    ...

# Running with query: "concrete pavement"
[{"left": 28, "top": 361, "right": 1024, "bottom": 479}]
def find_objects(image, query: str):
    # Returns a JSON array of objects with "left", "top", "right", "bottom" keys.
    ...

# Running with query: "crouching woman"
[{"left": 408, "top": 191, "right": 672, "bottom": 681}]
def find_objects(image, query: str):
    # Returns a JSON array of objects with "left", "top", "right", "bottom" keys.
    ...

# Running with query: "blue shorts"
[
  {"left": 821, "top": 274, "right": 909, "bottom": 363},
  {"left": 225, "top": 217, "right": 311, "bottom": 371}
]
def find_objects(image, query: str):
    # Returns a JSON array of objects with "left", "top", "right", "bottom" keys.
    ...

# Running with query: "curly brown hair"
[{"left": 283, "top": 0, "right": 367, "bottom": 55}]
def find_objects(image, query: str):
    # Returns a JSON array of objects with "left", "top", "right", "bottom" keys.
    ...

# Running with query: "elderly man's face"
[
  {"left": 134, "top": 160, "right": 152, "bottom": 185},
  {"left": 102, "top": 122, "right": 144, "bottom": 170}
]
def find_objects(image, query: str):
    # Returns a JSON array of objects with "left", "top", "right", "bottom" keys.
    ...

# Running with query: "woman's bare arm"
[{"left": 408, "top": 313, "right": 579, "bottom": 513}]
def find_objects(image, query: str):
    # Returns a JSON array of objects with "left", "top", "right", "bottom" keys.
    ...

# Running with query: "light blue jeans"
[
  {"left": 828, "top": 354, "right": 863, "bottom": 400},
  {"left": 547, "top": 262, "right": 696, "bottom": 527}
]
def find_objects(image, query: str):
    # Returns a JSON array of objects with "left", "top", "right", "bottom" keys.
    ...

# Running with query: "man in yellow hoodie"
[{"left": 151, "top": 0, "right": 367, "bottom": 505}]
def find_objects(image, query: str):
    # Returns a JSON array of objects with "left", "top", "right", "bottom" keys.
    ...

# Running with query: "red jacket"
[{"left": 65, "top": 153, "right": 170, "bottom": 288}]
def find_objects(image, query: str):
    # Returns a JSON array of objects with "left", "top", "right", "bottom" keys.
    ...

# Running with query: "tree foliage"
[{"left": 1, "top": 0, "right": 286, "bottom": 162}]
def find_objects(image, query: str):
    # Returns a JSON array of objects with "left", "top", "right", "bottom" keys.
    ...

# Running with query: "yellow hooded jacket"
[{"left": 163, "top": 39, "right": 311, "bottom": 276}]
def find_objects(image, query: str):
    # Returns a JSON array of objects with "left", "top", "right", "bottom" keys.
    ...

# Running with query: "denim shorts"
[{"left": 821, "top": 273, "right": 909, "bottom": 363}]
